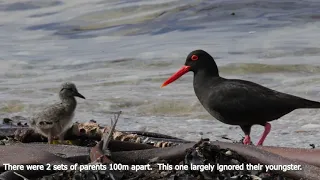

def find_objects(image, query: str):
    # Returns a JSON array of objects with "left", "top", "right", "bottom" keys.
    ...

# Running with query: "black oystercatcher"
[{"left": 161, "top": 49, "right": 320, "bottom": 146}]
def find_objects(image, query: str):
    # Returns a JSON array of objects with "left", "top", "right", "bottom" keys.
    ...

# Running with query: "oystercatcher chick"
[{"left": 30, "top": 82, "right": 85, "bottom": 144}]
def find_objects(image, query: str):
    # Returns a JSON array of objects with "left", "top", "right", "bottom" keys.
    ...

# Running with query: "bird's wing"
[
  {"left": 208, "top": 79, "right": 303, "bottom": 120},
  {"left": 31, "top": 103, "right": 67, "bottom": 126}
]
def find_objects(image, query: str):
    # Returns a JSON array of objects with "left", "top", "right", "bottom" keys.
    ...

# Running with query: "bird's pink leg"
[
  {"left": 243, "top": 135, "right": 251, "bottom": 145},
  {"left": 256, "top": 123, "right": 271, "bottom": 146}
]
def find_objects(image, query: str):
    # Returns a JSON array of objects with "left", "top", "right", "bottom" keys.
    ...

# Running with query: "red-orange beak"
[{"left": 161, "top": 65, "right": 191, "bottom": 87}]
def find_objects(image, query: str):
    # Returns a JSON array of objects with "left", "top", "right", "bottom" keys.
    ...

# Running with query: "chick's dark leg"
[
  {"left": 240, "top": 125, "right": 252, "bottom": 145},
  {"left": 47, "top": 131, "right": 53, "bottom": 144},
  {"left": 58, "top": 132, "right": 65, "bottom": 143}
]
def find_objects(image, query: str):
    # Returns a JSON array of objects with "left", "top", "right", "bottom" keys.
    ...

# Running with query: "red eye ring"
[{"left": 191, "top": 55, "right": 198, "bottom": 61}]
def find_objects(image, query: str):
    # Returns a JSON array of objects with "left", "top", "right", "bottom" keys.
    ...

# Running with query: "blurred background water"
[{"left": 1, "top": 0, "right": 320, "bottom": 147}]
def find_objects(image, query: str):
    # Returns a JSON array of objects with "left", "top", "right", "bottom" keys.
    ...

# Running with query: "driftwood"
[
  {"left": 2, "top": 140, "right": 320, "bottom": 180},
  {"left": 0, "top": 143, "right": 90, "bottom": 165},
  {"left": 0, "top": 145, "right": 71, "bottom": 180},
  {"left": 104, "top": 142, "right": 320, "bottom": 179},
  {"left": 0, "top": 145, "right": 73, "bottom": 170},
  {"left": 102, "top": 111, "right": 122, "bottom": 154},
  {"left": 1, "top": 114, "right": 320, "bottom": 180},
  {"left": 89, "top": 138, "right": 320, "bottom": 180},
  {"left": 0, "top": 170, "right": 54, "bottom": 180},
  {"left": 0, "top": 140, "right": 158, "bottom": 167},
  {"left": 209, "top": 141, "right": 320, "bottom": 180},
  {"left": 257, "top": 146, "right": 320, "bottom": 168}
]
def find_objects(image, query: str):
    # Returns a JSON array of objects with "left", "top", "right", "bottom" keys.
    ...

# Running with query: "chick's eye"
[
  {"left": 61, "top": 88, "right": 73, "bottom": 92},
  {"left": 191, "top": 55, "right": 198, "bottom": 61}
]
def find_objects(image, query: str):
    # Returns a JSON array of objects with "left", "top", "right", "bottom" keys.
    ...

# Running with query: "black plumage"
[{"left": 162, "top": 49, "right": 320, "bottom": 145}]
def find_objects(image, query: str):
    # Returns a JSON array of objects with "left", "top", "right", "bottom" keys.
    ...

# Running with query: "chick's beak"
[{"left": 74, "top": 92, "right": 85, "bottom": 99}]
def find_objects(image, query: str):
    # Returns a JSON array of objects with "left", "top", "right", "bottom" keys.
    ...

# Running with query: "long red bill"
[{"left": 161, "top": 65, "right": 191, "bottom": 87}]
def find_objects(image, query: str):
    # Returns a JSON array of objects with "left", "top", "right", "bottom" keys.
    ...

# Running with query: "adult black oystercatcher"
[{"left": 161, "top": 49, "right": 320, "bottom": 146}]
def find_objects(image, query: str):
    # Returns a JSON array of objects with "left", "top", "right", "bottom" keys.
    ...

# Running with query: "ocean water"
[{"left": 1, "top": 0, "right": 320, "bottom": 147}]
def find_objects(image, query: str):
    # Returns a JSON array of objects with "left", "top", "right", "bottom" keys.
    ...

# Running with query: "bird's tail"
[{"left": 300, "top": 99, "right": 320, "bottom": 108}]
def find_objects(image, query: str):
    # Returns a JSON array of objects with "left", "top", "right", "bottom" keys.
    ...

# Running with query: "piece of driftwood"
[
  {"left": 13, "top": 135, "right": 320, "bottom": 167},
  {"left": 5, "top": 139, "right": 319, "bottom": 180},
  {"left": 105, "top": 141, "right": 320, "bottom": 180},
  {"left": 2, "top": 115, "right": 320, "bottom": 180},
  {"left": 1, "top": 139, "right": 320, "bottom": 179},
  {"left": 209, "top": 141, "right": 320, "bottom": 180},
  {"left": 90, "top": 141, "right": 158, "bottom": 162},
  {"left": 0, "top": 145, "right": 72, "bottom": 180},
  {"left": 102, "top": 111, "right": 122, "bottom": 153},
  {"left": 0, "top": 145, "right": 73, "bottom": 169},
  {"left": 0, "top": 140, "right": 158, "bottom": 167},
  {"left": 109, "top": 140, "right": 158, "bottom": 151},
  {"left": 258, "top": 146, "right": 320, "bottom": 168},
  {"left": 0, "top": 145, "right": 73, "bottom": 171},
  {"left": 1, "top": 143, "right": 90, "bottom": 164},
  {"left": 90, "top": 141, "right": 113, "bottom": 164},
  {"left": 111, "top": 143, "right": 194, "bottom": 164},
  {"left": 0, "top": 170, "right": 54, "bottom": 180},
  {"left": 91, "top": 111, "right": 122, "bottom": 164}
]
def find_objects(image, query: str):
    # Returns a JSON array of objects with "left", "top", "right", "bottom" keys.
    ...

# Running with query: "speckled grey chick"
[{"left": 30, "top": 82, "right": 85, "bottom": 144}]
